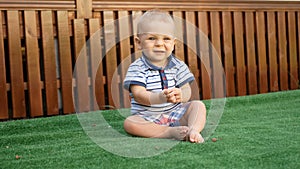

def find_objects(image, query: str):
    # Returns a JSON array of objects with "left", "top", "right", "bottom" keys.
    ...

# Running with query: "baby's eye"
[
  {"left": 164, "top": 37, "right": 171, "bottom": 41},
  {"left": 148, "top": 37, "right": 156, "bottom": 40}
]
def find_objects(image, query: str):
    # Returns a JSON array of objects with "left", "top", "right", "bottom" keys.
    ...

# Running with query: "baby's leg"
[
  {"left": 124, "top": 115, "right": 189, "bottom": 140},
  {"left": 180, "top": 101, "right": 206, "bottom": 143}
]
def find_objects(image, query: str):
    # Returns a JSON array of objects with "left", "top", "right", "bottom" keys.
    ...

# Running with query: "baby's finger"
[
  {"left": 172, "top": 88, "right": 181, "bottom": 94},
  {"left": 167, "top": 91, "right": 174, "bottom": 98},
  {"left": 175, "top": 93, "right": 181, "bottom": 99},
  {"left": 167, "top": 96, "right": 177, "bottom": 103},
  {"left": 163, "top": 89, "right": 172, "bottom": 95}
]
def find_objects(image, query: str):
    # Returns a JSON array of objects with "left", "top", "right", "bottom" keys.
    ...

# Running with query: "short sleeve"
[
  {"left": 175, "top": 62, "right": 195, "bottom": 88},
  {"left": 123, "top": 64, "right": 147, "bottom": 91}
]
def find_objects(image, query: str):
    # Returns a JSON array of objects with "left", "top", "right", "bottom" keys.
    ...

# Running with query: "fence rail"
[{"left": 0, "top": 0, "right": 299, "bottom": 120}]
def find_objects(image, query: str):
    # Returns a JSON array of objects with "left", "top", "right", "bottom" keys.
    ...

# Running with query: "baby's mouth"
[{"left": 153, "top": 50, "right": 165, "bottom": 54}]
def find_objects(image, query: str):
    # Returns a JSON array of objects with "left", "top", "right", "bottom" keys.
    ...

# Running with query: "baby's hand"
[
  {"left": 170, "top": 88, "right": 182, "bottom": 103},
  {"left": 163, "top": 88, "right": 182, "bottom": 103}
]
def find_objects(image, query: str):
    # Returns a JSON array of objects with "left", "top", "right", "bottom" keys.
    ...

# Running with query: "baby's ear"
[
  {"left": 135, "top": 37, "right": 142, "bottom": 50},
  {"left": 174, "top": 38, "right": 178, "bottom": 45},
  {"left": 172, "top": 38, "right": 177, "bottom": 51}
]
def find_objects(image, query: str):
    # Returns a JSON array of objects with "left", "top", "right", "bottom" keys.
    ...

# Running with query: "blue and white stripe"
[{"left": 123, "top": 54, "right": 195, "bottom": 120}]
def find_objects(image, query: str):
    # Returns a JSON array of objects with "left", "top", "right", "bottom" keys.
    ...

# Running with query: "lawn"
[{"left": 1, "top": 90, "right": 300, "bottom": 169}]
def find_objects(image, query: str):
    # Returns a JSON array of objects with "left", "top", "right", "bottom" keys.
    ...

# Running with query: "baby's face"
[{"left": 136, "top": 21, "right": 176, "bottom": 66}]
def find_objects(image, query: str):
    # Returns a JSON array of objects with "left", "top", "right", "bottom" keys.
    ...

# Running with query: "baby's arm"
[
  {"left": 130, "top": 85, "right": 167, "bottom": 106},
  {"left": 178, "top": 83, "right": 192, "bottom": 102},
  {"left": 130, "top": 83, "right": 191, "bottom": 105}
]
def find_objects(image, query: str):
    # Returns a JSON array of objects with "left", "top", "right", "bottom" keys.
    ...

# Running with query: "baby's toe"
[
  {"left": 195, "top": 134, "right": 204, "bottom": 143},
  {"left": 189, "top": 132, "right": 197, "bottom": 143}
]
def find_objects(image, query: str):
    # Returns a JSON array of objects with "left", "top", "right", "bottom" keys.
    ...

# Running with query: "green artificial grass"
[{"left": 1, "top": 90, "right": 300, "bottom": 169}]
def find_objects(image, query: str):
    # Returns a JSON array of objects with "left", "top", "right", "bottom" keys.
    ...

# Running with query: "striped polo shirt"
[{"left": 123, "top": 54, "right": 195, "bottom": 117}]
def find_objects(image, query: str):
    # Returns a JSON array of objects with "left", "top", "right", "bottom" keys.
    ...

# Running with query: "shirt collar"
[{"left": 141, "top": 52, "right": 176, "bottom": 70}]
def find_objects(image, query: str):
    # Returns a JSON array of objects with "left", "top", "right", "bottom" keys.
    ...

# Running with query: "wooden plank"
[
  {"left": 41, "top": 11, "right": 59, "bottom": 115},
  {"left": 298, "top": 12, "right": 300, "bottom": 87},
  {"left": 89, "top": 18, "right": 105, "bottom": 110},
  {"left": 76, "top": 0, "right": 92, "bottom": 19},
  {"left": 73, "top": 18, "right": 90, "bottom": 112},
  {"left": 287, "top": 11, "right": 298, "bottom": 90},
  {"left": 0, "top": 1, "right": 75, "bottom": 10},
  {"left": 277, "top": 11, "right": 289, "bottom": 90},
  {"left": 0, "top": 10, "right": 8, "bottom": 119},
  {"left": 267, "top": 12, "right": 279, "bottom": 92},
  {"left": 245, "top": 12, "right": 258, "bottom": 95},
  {"left": 222, "top": 11, "right": 235, "bottom": 97},
  {"left": 185, "top": 11, "right": 200, "bottom": 100},
  {"left": 198, "top": 11, "right": 211, "bottom": 100},
  {"left": 57, "top": 11, "right": 74, "bottom": 114},
  {"left": 256, "top": 12, "right": 269, "bottom": 93},
  {"left": 132, "top": 10, "right": 143, "bottom": 60},
  {"left": 24, "top": 11, "right": 43, "bottom": 117},
  {"left": 118, "top": 11, "right": 131, "bottom": 108},
  {"left": 7, "top": 11, "right": 26, "bottom": 118},
  {"left": 173, "top": 11, "right": 185, "bottom": 61},
  {"left": 174, "top": 12, "right": 202, "bottom": 100},
  {"left": 210, "top": 11, "right": 225, "bottom": 98},
  {"left": 233, "top": 11, "right": 247, "bottom": 96},
  {"left": 2, "top": 0, "right": 296, "bottom": 11},
  {"left": 91, "top": 0, "right": 300, "bottom": 11},
  {"left": 103, "top": 11, "right": 120, "bottom": 108}
]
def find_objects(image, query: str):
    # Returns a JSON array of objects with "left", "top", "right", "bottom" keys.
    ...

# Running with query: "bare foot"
[
  {"left": 188, "top": 129, "right": 204, "bottom": 143},
  {"left": 166, "top": 126, "right": 189, "bottom": 140}
]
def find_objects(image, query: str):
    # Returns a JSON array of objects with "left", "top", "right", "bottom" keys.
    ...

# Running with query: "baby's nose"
[{"left": 155, "top": 39, "right": 164, "bottom": 46}]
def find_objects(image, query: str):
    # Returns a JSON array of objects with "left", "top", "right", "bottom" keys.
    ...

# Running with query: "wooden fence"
[{"left": 0, "top": 0, "right": 299, "bottom": 120}]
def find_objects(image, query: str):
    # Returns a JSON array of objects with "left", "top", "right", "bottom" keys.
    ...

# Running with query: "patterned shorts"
[{"left": 141, "top": 102, "right": 191, "bottom": 127}]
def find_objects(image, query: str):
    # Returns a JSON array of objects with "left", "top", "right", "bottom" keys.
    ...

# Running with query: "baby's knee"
[
  {"left": 191, "top": 100, "right": 206, "bottom": 116},
  {"left": 191, "top": 100, "right": 206, "bottom": 109},
  {"left": 123, "top": 115, "right": 142, "bottom": 134},
  {"left": 123, "top": 117, "right": 135, "bottom": 133}
]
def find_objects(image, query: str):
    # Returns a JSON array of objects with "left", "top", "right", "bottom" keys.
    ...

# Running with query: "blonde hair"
[{"left": 136, "top": 10, "right": 175, "bottom": 35}]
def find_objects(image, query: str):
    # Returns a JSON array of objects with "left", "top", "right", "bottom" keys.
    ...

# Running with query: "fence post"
[{"left": 76, "top": 0, "right": 92, "bottom": 19}]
